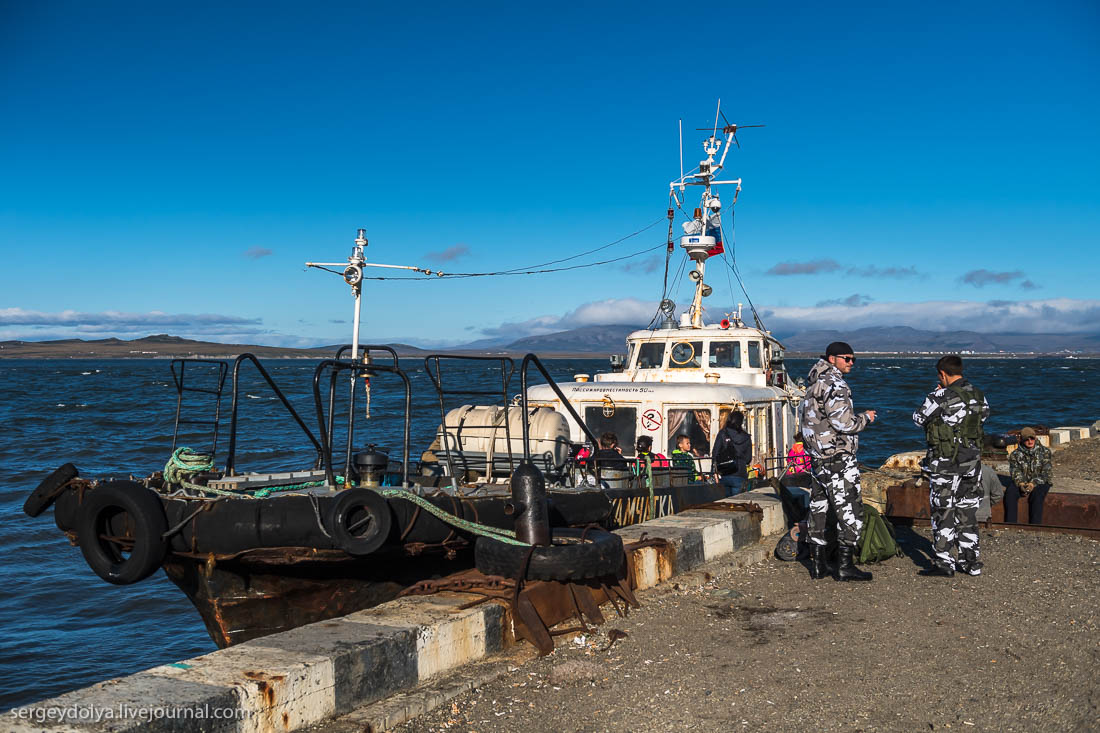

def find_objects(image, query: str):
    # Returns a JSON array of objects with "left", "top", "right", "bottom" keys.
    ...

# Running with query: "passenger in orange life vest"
[
  {"left": 633, "top": 435, "right": 669, "bottom": 472},
  {"left": 786, "top": 432, "right": 811, "bottom": 474}
]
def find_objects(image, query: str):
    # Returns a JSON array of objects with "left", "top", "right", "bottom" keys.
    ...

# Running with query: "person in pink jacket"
[{"left": 786, "top": 432, "right": 811, "bottom": 475}]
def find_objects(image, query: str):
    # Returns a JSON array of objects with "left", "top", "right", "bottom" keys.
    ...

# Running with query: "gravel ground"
[
  {"left": 1053, "top": 436, "right": 1100, "bottom": 482},
  {"left": 397, "top": 528, "right": 1098, "bottom": 733}
]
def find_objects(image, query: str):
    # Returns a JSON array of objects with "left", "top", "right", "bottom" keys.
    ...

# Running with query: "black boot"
[
  {"left": 809, "top": 544, "right": 828, "bottom": 580},
  {"left": 836, "top": 545, "right": 872, "bottom": 581},
  {"left": 918, "top": 564, "right": 955, "bottom": 578}
]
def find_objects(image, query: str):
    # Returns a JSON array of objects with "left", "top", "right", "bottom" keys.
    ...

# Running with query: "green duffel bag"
[{"left": 857, "top": 503, "right": 903, "bottom": 564}]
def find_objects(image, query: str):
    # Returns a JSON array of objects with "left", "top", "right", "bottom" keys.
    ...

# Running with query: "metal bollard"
[{"left": 511, "top": 459, "right": 551, "bottom": 546}]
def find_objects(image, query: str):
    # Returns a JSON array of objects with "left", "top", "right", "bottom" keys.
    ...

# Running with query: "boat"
[{"left": 23, "top": 105, "right": 806, "bottom": 648}]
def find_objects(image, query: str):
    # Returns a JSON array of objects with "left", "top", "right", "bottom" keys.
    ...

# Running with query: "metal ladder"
[{"left": 170, "top": 359, "right": 229, "bottom": 458}]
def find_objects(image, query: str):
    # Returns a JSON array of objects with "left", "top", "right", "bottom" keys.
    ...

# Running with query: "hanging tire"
[
  {"left": 77, "top": 481, "right": 168, "bottom": 585},
  {"left": 24, "top": 463, "right": 78, "bottom": 518},
  {"left": 475, "top": 527, "right": 624, "bottom": 581},
  {"left": 54, "top": 487, "right": 82, "bottom": 531},
  {"left": 327, "top": 488, "right": 393, "bottom": 556}
]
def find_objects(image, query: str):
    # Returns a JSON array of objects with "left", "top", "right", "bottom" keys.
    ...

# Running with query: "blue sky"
[{"left": 2, "top": 0, "right": 1098, "bottom": 346}]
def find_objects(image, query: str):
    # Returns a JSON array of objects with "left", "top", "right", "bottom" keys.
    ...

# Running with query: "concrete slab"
[{"left": 721, "top": 489, "right": 786, "bottom": 536}]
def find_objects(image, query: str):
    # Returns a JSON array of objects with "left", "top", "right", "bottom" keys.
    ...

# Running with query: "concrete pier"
[{"left": 6, "top": 491, "right": 783, "bottom": 733}]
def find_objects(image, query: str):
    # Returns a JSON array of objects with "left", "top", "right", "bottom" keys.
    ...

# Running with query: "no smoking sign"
[{"left": 641, "top": 409, "right": 662, "bottom": 431}]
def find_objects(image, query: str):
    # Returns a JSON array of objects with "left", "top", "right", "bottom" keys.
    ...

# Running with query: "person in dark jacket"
[
  {"left": 712, "top": 411, "right": 752, "bottom": 496},
  {"left": 593, "top": 431, "right": 629, "bottom": 471}
]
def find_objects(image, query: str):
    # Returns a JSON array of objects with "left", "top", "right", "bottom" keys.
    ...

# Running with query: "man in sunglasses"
[
  {"left": 801, "top": 341, "right": 877, "bottom": 581},
  {"left": 912, "top": 355, "right": 990, "bottom": 577}
]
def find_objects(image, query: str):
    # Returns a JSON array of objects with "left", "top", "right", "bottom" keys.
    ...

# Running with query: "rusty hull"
[{"left": 162, "top": 547, "right": 473, "bottom": 647}]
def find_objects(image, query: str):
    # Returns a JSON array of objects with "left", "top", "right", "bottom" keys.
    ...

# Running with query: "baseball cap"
[{"left": 825, "top": 341, "right": 854, "bottom": 357}]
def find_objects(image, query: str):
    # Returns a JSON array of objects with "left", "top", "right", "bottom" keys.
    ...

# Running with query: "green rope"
[
  {"left": 378, "top": 487, "right": 530, "bottom": 546},
  {"left": 162, "top": 448, "right": 527, "bottom": 545},
  {"left": 164, "top": 447, "right": 215, "bottom": 486},
  {"left": 252, "top": 477, "right": 347, "bottom": 498}
]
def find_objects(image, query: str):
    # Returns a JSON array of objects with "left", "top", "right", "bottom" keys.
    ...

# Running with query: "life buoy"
[
  {"left": 670, "top": 341, "right": 696, "bottom": 365},
  {"left": 720, "top": 318, "right": 731, "bottom": 329}
]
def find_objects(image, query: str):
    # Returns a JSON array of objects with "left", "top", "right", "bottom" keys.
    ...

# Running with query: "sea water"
[{"left": 1, "top": 356, "right": 1097, "bottom": 707}]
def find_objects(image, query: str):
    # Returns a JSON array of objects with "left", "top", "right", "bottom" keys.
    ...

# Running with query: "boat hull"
[{"left": 47, "top": 475, "right": 730, "bottom": 646}]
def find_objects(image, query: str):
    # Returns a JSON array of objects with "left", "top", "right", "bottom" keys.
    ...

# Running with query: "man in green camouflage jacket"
[{"left": 1006, "top": 427, "right": 1053, "bottom": 524}]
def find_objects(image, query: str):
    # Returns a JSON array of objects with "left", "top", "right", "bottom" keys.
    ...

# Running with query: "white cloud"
[
  {"left": 478, "top": 297, "right": 658, "bottom": 338},
  {"left": 0, "top": 308, "right": 267, "bottom": 342},
  {"left": 474, "top": 296, "right": 1100, "bottom": 341},
  {"left": 759, "top": 298, "right": 1100, "bottom": 334}
]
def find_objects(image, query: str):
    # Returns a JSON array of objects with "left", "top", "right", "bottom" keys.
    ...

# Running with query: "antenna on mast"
[{"left": 678, "top": 119, "right": 683, "bottom": 183}]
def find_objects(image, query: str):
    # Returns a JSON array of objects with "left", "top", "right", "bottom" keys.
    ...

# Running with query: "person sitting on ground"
[
  {"left": 670, "top": 433, "right": 701, "bottom": 481},
  {"left": 712, "top": 411, "right": 752, "bottom": 496},
  {"left": 633, "top": 435, "right": 669, "bottom": 473},
  {"left": 592, "top": 431, "right": 629, "bottom": 472},
  {"left": 785, "top": 431, "right": 810, "bottom": 475},
  {"left": 1006, "top": 427, "right": 1053, "bottom": 524}
]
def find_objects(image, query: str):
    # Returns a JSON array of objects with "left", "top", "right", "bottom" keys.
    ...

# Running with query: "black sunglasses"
[{"left": 837, "top": 355, "right": 855, "bottom": 363}]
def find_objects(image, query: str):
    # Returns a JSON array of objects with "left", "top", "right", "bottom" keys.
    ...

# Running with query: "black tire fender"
[
  {"left": 24, "top": 463, "right": 79, "bottom": 518},
  {"left": 474, "top": 527, "right": 624, "bottom": 581},
  {"left": 54, "top": 486, "right": 83, "bottom": 532},
  {"left": 77, "top": 481, "right": 168, "bottom": 585},
  {"left": 327, "top": 488, "right": 393, "bottom": 556}
]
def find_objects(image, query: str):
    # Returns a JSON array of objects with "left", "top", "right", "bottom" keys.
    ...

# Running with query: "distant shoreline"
[
  {"left": 2, "top": 351, "right": 1097, "bottom": 361},
  {"left": 2, "top": 337, "right": 1096, "bottom": 360}
]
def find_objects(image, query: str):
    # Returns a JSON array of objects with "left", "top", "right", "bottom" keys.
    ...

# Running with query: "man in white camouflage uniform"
[
  {"left": 800, "top": 342, "right": 876, "bottom": 581},
  {"left": 912, "top": 355, "right": 989, "bottom": 577}
]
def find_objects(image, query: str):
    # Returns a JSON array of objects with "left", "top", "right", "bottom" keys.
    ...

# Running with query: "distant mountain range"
[
  {"left": 3, "top": 325, "right": 1098, "bottom": 359},
  {"left": 460, "top": 324, "right": 1100, "bottom": 355}
]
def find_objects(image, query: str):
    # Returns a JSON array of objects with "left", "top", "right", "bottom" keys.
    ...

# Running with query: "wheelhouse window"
[
  {"left": 636, "top": 343, "right": 665, "bottom": 369},
  {"left": 584, "top": 406, "right": 637, "bottom": 456},
  {"left": 708, "top": 340, "right": 741, "bottom": 368},
  {"left": 668, "top": 341, "right": 702, "bottom": 369},
  {"left": 747, "top": 341, "right": 762, "bottom": 368}
]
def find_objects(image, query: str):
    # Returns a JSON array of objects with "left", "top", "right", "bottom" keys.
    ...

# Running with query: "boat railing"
[
  {"left": 324, "top": 345, "right": 402, "bottom": 462},
  {"left": 425, "top": 355, "right": 519, "bottom": 484},
  {"left": 225, "top": 354, "right": 325, "bottom": 475},
  {"left": 519, "top": 353, "right": 603, "bottom": 459},
  {"left": 312, "top": 359, "right": 412, "bottom": 488},
  {"left": 169, "top": 359, "right": 228, "bottom": 457},
  {"left": 332, "top": 344, "right": 400, "bottom": 366}
]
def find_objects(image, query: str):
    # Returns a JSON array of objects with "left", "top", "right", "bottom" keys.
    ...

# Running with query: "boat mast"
[
  {"left": 306, "top": 229, "right": 440, "bottom": 358},
  {"left": 669, "top": 101, "right": 746, "bottom": 329}
]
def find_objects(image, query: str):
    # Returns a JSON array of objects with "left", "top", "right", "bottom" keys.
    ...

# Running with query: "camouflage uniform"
[
  {"left": 800, "top": 359, "right": 871, "bottom": 548},
  {"left": 912, "top": 378, "right": 989, "bottom": 573}
]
